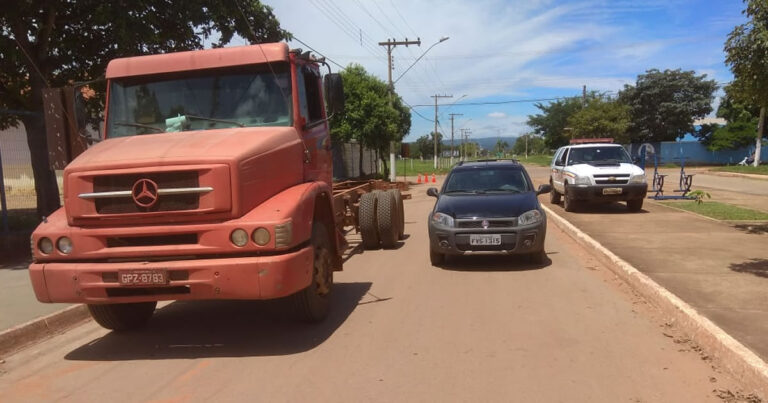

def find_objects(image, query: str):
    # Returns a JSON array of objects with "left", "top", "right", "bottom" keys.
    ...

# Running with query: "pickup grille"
[
  {"left": 593, "top": 174, "right": 630, "bottom": 185},
  {"left": 92, "top": 171, "right": 200, "bottom": 214}
]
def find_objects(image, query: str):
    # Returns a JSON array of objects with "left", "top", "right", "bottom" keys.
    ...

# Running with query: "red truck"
[{"left": 29, "top": 43, "right": 404, "bottom": 330}]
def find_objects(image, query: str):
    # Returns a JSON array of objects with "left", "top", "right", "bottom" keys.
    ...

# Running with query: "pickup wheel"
[
  {"left": 293, "top": 222, "right": 333, "bottom": 323},
  {"left": 627, "top": 198, "right": 644, "bottom": 212},
  {"left": 549, "top": 181, "right": 561, "bottom": 204},
  {"left": 429, "top": 247, "right": 445, "bottom": 266},
  {"left": 87, "top": 302, "right": 157, "bottom": 331},
  {"left": 359, "top": 192, "right": 380, "bottom": 249},
  {"left": 563, "top": 185, "right": 577, "bottom": 212},
  {"left": 376, "top": 191, "right": 399, "bottom": 249},
  {"left": 388, "top": 189, "right": 405, "bottom": 240}
]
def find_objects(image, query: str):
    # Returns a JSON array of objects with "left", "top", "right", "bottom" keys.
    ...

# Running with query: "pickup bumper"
[
  {"left": 29, "top": 246, "right": 313, "bottom": 304},
  {"left": 566, "top": 183, "right": 647, "bottom": 202}
]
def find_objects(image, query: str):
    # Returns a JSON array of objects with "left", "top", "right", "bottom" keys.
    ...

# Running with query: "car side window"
[{"left": 555, "top": 148, "right": 568, "bottom": 166}]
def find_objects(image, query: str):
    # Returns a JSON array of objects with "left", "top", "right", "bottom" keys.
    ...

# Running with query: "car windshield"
[
  {"left": 106, "top": 63, "right": 292, "bottom": 138},
  {"left": 567, "top": 146, "right": 631, "bottom": 165},
  {"left": 443, "top": 168, "right": 531, "bottom": 193}
]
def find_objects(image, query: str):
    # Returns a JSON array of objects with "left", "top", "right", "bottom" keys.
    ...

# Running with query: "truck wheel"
[
  {"left": 549, "top": 182, "right": 561, "bottom": 204},
  {"left": 387, "top": 189, "right": 405, "bottom": 240},
  {"left": 563, "top": 186, "right": 577, "bottom": 212},
  {"left": 87, "top": 302, "right": 157, "bottom": 331},
  {"left": 293, "top": 222, "right": 333, "bottom": 323},
  {"left": 359, "top": 192, "right": 380, "bottom": 249},
  {"left": 376, "top": 191, "right": 399, "bottom": 249},
  {"left": 430, "top": 247, "right": 445, "bottom": 266},
  {"left": 627, "top": 198, "right": 644, "bottom": 212}
]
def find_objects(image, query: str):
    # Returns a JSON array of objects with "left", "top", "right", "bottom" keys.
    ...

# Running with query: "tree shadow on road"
[
  {"left": 438, "top": 253, "right": 551, "bottom": 272},
  {"left": 64, "top": 282, "right": 371, "bottom": 361},
  {"left": 732, "top": 223, "right": 768, "bottom": 235},
  {"left": 730, "top": 259, "right": 768, "bottom": 278}
]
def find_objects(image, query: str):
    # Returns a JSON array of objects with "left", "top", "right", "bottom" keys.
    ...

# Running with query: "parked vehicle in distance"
[
  {"left": 427, "top": 160, "right": 551, "bottom": 266},
  {"left": 549, "top": 140, "right": 647, "bottom": 212}
]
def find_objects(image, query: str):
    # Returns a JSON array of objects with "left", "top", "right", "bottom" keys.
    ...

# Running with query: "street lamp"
[{"left": 393, "top": 36, "right": 449, "bottom": 85}]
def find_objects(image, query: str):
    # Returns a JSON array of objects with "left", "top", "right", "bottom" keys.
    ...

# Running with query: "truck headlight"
[
  {"left": 252, "top": 227, "right": 271, "bottom": 246},
  {"left": 517, "top": 210, "right": 543, "bottom": 226},
  {"left": 573, "top": 175, "right": 591, "bottom": 186},
  {"left": 629, "top": 174, "right": 646, "bottom": 184},
  {"left": 38, "top": 237, "right": 54, "bottom": 254},
  {"left": 57, "top": 237, "right": 73, "bottom": 254},
  {"left": 431, "top": 212, "right": 455, "bottom": 227},
  {"left": 230, "top": 228, "right": 249, "bottom": 247}
]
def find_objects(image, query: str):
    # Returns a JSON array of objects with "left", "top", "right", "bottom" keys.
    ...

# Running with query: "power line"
[
  {"left": 291, "top": 36, "right": 345, "bottom": 70},
  {"left": 409, "top": 97, "right": 567, "bottom": 107}
]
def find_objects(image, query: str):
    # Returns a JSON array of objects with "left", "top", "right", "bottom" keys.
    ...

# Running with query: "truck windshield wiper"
[
  {"left": 114, "top": 122, "right": 164, "bottom": 133},
  {"left": 186, "top": 115, "right": 245, "bottom": 128}
]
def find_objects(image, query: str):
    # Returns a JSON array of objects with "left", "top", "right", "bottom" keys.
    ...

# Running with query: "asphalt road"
[{"left": 0, "top": 181, "right": 745, "bottom": 402}]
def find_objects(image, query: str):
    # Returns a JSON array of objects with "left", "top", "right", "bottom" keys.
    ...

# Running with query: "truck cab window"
[{"left": 297, "top": 66, "right": 323, "bottom": 125}]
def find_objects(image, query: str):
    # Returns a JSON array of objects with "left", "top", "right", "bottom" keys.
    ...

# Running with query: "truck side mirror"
[{"left": 323, "top": 73, "right": 345, "bottom": 117}]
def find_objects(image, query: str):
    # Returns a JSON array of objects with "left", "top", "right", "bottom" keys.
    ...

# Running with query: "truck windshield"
[
  {"left": 106, "top": 63, "right": 292, "bottom": 137},
  {"left": 567, "top": 146, "right": 631, "bottom": 166}
]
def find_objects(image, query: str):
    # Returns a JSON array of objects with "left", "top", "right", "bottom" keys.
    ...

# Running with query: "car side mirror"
[
  {"left": 536, "top": 184, "right": 552, "bottom": 195},
  {"left": 427, "top": 187, "right": 439, "bottom": 198},
  {"left": 323, "top": 73, "right": 345, "bottom": 117}
]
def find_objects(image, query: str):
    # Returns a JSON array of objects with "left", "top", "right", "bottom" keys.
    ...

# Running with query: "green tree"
[
  {"left": 512, "top": 134, "right": 547, "bottom": 156},
  {"left": 695, "top": 87, "right": 767, "bottom": 150},
  {"left": 494, "top": 139, "right": 509, "bottom": 155},
  {"left": 412, "top": 133, "right": 442, "bottom": 159},
  {"left": 1, "top": 1, "right": 288, "bottom": 217},
  {"left": 566, "top": 96, "right": 630, "bottom": 143},
  {"left": 329, "top": 64, "right": 411, "bottom": 175},
  {"left": 527, "top": 97, "right": 585, "bottom": 149},
  {"left": 725, "top": 0, "right": 768, "bottom": 165},
  {"left": 618, "top": 68, "right": 717, "bottom": 143}
]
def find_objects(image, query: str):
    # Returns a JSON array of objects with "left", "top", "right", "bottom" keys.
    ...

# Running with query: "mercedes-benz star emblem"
[
  {"left": 482, "top": 220, "right": 489, "bottom": 229},
  {"left": 131, "top": 178, "right": 159, "bottom": 208}
]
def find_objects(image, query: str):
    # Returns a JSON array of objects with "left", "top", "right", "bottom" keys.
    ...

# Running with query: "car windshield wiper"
[
  {"left": 444, "top": 189, "right": 483, "bottom": 194},
  {"left": 484, "top": 188, "right": 522, "bottom": 193},
  {"left": 114, "top": 122, "right": 164, "bottom": 133},
  {"left": 186, "top": 115, "right": 244, "bottom": 128}
]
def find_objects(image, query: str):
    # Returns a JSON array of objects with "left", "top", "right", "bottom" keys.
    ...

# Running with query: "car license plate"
[
  {"left": 469, "top": 234, "right": 502, "bottom": 246},
  {"left": 602, "top": 187, "right": 622, "bottom": 195},
  {"left": 118, "top": 269, "right": 168, "bottom": 286}
]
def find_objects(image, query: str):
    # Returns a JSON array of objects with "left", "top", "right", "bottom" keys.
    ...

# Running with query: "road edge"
[
  {"left": 0, "top": 304, "right": 90, "bottom": 358},
  {"left": 543, "top": 205, "right": 768, "bottom": 398}
]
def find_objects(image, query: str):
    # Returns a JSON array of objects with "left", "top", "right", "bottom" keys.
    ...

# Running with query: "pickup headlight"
[
  {"left": 517, "top": 209, "right": 543, "bottom": 226},
  {"left": 629, "top": 174, "right": 647, "bottom": 184},
  {"left": 573, "top": 175, "right": 591, "bottom": 185},
  {"left": 431, "top": 212, "right": 455, "bottom": 227}
]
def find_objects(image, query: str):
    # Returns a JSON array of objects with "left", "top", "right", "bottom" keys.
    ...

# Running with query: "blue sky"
[{"left": 263, "top": 0, "right": 747, "bottom": 142}]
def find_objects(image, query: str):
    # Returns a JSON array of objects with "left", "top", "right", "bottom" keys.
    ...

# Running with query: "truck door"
[{"left": 297, "top": 64, "right": 332, "bottom": 185}]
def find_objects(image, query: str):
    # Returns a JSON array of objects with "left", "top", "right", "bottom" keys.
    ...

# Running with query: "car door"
[{"left": 551, "top": 147, "right": 568, "bottom": 192}]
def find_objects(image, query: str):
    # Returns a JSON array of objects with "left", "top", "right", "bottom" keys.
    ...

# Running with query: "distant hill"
[{"left": 443, "top": 136, "right": 519, "bottom": 151}]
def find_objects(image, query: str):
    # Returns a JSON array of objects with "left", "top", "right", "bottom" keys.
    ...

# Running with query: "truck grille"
[{"left": 92, "top": 171, "right": 200, "bottom": 214}]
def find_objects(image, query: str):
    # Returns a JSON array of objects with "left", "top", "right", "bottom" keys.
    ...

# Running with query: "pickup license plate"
[
  {"left": 118, "top": 269, "right": 168, "bottom": 286},
  {"left": 602, "top": 187, "right": 623, "bottom": 195},
  {"left": 469, "top": 234, "right": 502, "bottom": 246}
]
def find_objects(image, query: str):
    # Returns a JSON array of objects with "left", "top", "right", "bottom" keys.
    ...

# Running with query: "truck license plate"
[
  {"left": 469, "top": 234, "right": 502, "bottom": 246},
  {"left": 602, "top": 187, "right": 622, "bottom": 195},
  {"left": 118, "top": 270, "right": 168, "bottom": 286}
]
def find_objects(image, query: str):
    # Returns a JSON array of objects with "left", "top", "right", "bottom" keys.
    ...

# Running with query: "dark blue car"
[{"left": 427, "top": 160, "right": 551, "bottom": 266}]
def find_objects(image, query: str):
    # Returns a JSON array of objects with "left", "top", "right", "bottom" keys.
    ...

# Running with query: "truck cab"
[{"left": 29, "top": 43, "right": 345, "bottom": 329}]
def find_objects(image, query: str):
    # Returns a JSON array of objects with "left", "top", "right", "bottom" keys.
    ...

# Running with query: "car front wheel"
[{"left": 430, "top": 247, "right": 445, "bottom": 266}]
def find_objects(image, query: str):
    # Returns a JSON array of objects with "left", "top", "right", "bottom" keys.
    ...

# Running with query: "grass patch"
[
  {"left": 659, "top": 201, "right": 768, "bottom": 221},
  {"left": 711, "top": 165, "right": 768, "bottom": 176},
  {"left": 517, "top": 154, "right": 553, "bottom": 166}
]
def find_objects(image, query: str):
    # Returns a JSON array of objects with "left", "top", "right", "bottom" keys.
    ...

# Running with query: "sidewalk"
[{"left": 0, "top": 258, "right": 72, "bottom": 331}]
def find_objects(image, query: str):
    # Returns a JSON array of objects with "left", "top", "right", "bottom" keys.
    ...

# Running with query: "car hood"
[{"left": 436, "top": 192, "right": 540, "bottom": 219}]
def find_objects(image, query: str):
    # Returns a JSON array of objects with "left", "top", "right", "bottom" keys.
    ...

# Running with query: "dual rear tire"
[{"left": 359, "top": 189, "right": 404, "bottom": 249}]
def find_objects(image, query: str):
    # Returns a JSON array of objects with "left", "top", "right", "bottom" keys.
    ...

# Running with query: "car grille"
[
  {"left": 456, "top": 219, "right": 516, "bottom": 229},
  {"left": 593, "top": 174, "right": 630, "bottom": 185},
  {"left": 93, "top": 171, "right": 200, "bottom": 214}
]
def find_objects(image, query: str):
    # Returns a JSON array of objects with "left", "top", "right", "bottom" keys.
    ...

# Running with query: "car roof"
[
  {"left": 452, "top": 159, "right": 523, "bottom": 171},
  {"left": 562, "top": 143, "right": 623, "bottom": 149}
]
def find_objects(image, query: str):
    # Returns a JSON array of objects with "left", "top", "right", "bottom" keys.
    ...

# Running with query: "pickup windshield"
[
  {"left": 106, "top": 63, "right": 292, "bottom": 137},
  {"left": 567, "top": 146, "right": 631, "bottom": 166}
]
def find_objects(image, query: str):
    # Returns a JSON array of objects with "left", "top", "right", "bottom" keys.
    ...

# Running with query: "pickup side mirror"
[
  {"left": 536, "top": 184, "right": 552, "bottom": 195},
  {"left": 323, "top": 73, "right": 345, "bottom": 117},
  {"left": 427, "top": 187, "right": 439, "bottom": 198}
]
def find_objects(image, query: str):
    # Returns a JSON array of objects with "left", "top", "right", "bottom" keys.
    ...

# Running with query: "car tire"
[
  {"left": 528, "top": 249, "right": 546, "bottom": 265},
  {"left": 549, "top": 182, "right": 561, "bottom": 204},
  {"left": 563, "top": 186, "right": 577, "bottom": 212},
  {"left": 292, "top": 222, "right": 333, "bottom": 323},
  {"left": 387, "top": 189, "right": 405, "bottom": 240},
  {"left": 87, "top": 302, "right": 157, "bottom": 331},
  {"left": 359, "top": 192, "right": 380, "bottom": 249},
  {"left": 627, "top": 198, "right": 644, "bottom": 212},
  {"left": 429, "top": 247, "right": 445, "bottom": 266},
  {"left": 376, "top": 191, "right": 399, "bottom": 249}
]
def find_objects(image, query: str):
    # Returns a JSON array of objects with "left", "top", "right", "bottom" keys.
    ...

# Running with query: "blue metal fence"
[{"left": 626, "top": 141, "right": 768, "bottom": 165}]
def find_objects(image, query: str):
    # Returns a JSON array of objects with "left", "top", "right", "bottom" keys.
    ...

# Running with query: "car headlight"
[
  {"left": 629, "top": 174, "right": 646, "bottom": 184},
  {"left": 573, "top": 175, "right": 591, "bottom": 185},
  {"left": 517, "top": 209, "right": 543, "bottom": 226},
  {"left": 431, "top": 212, "right": 455, "bottom": 227}
]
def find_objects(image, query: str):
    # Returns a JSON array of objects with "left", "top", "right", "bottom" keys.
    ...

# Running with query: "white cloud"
[{"left": 487, "top": 112, "right": 507, "bottom": 118}]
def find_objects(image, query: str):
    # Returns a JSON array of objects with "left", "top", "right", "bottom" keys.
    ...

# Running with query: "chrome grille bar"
[{"left": 79, "top": 187, "right": 213, "bottom": 200}]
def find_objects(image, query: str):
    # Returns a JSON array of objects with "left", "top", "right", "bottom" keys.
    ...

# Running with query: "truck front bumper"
[
  {"left": 29, "top": 246, "right": 314, "bottom": 304},
  {"left": 566, "top": 183, "right": 647, "bottom": 202}
]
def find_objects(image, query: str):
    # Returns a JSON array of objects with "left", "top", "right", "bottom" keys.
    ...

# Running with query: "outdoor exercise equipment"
[{"left": 647, "top": 144, "right": 695, "bottom": 200}]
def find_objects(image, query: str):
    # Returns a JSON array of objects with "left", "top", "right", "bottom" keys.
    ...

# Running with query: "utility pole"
[
  {"left": 379, "top": 38, "right": 421, "bottom": 181},
  {"left": 582, "top": 84, "right": 587, "bottom": 107},
  {"left": 449, "top": 113, "right": 463, "bottom": 166},
  {"left": 431, "top": 94, "right": 452, "bottom": 169},
  {"left": 460, "top": 129, "right": 472, "bottom": 161}
]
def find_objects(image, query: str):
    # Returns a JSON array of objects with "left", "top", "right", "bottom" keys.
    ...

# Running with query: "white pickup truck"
[{"left": 549, "top": 142, "right": 647, "bottom": 212}]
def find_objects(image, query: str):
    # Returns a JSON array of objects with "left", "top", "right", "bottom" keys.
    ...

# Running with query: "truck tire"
[
  {"left": 87, "top": 302, "right": 157, "bottom": 331},
  {"left": 387, "top": 189, "right": 405, "bottom": 240},
  {"left": 359, "top": 192, "right": 380, "bottom": 249},
  {"left": 627, "top": 198, "right": 644, "bottom": 212},
  {"left": 549, "top": 181, "right": 561, "bottom": 204},
  {"left": 293, "top": 222, "right": 333, "bottom": 323},
  {"left": 376, "top": 191, "right": 399, "bottom": 249}
]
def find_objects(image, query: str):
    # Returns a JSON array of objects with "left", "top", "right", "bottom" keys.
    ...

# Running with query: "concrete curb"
[
  {"left": 704, "top": 170, "right": 768, "bottom": 181},
  {"left": 542, "top": 205, "right": 768, "bottom": 398},
  {"left": 0, "top": 304, "right": 90, "bottom": 358}
]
